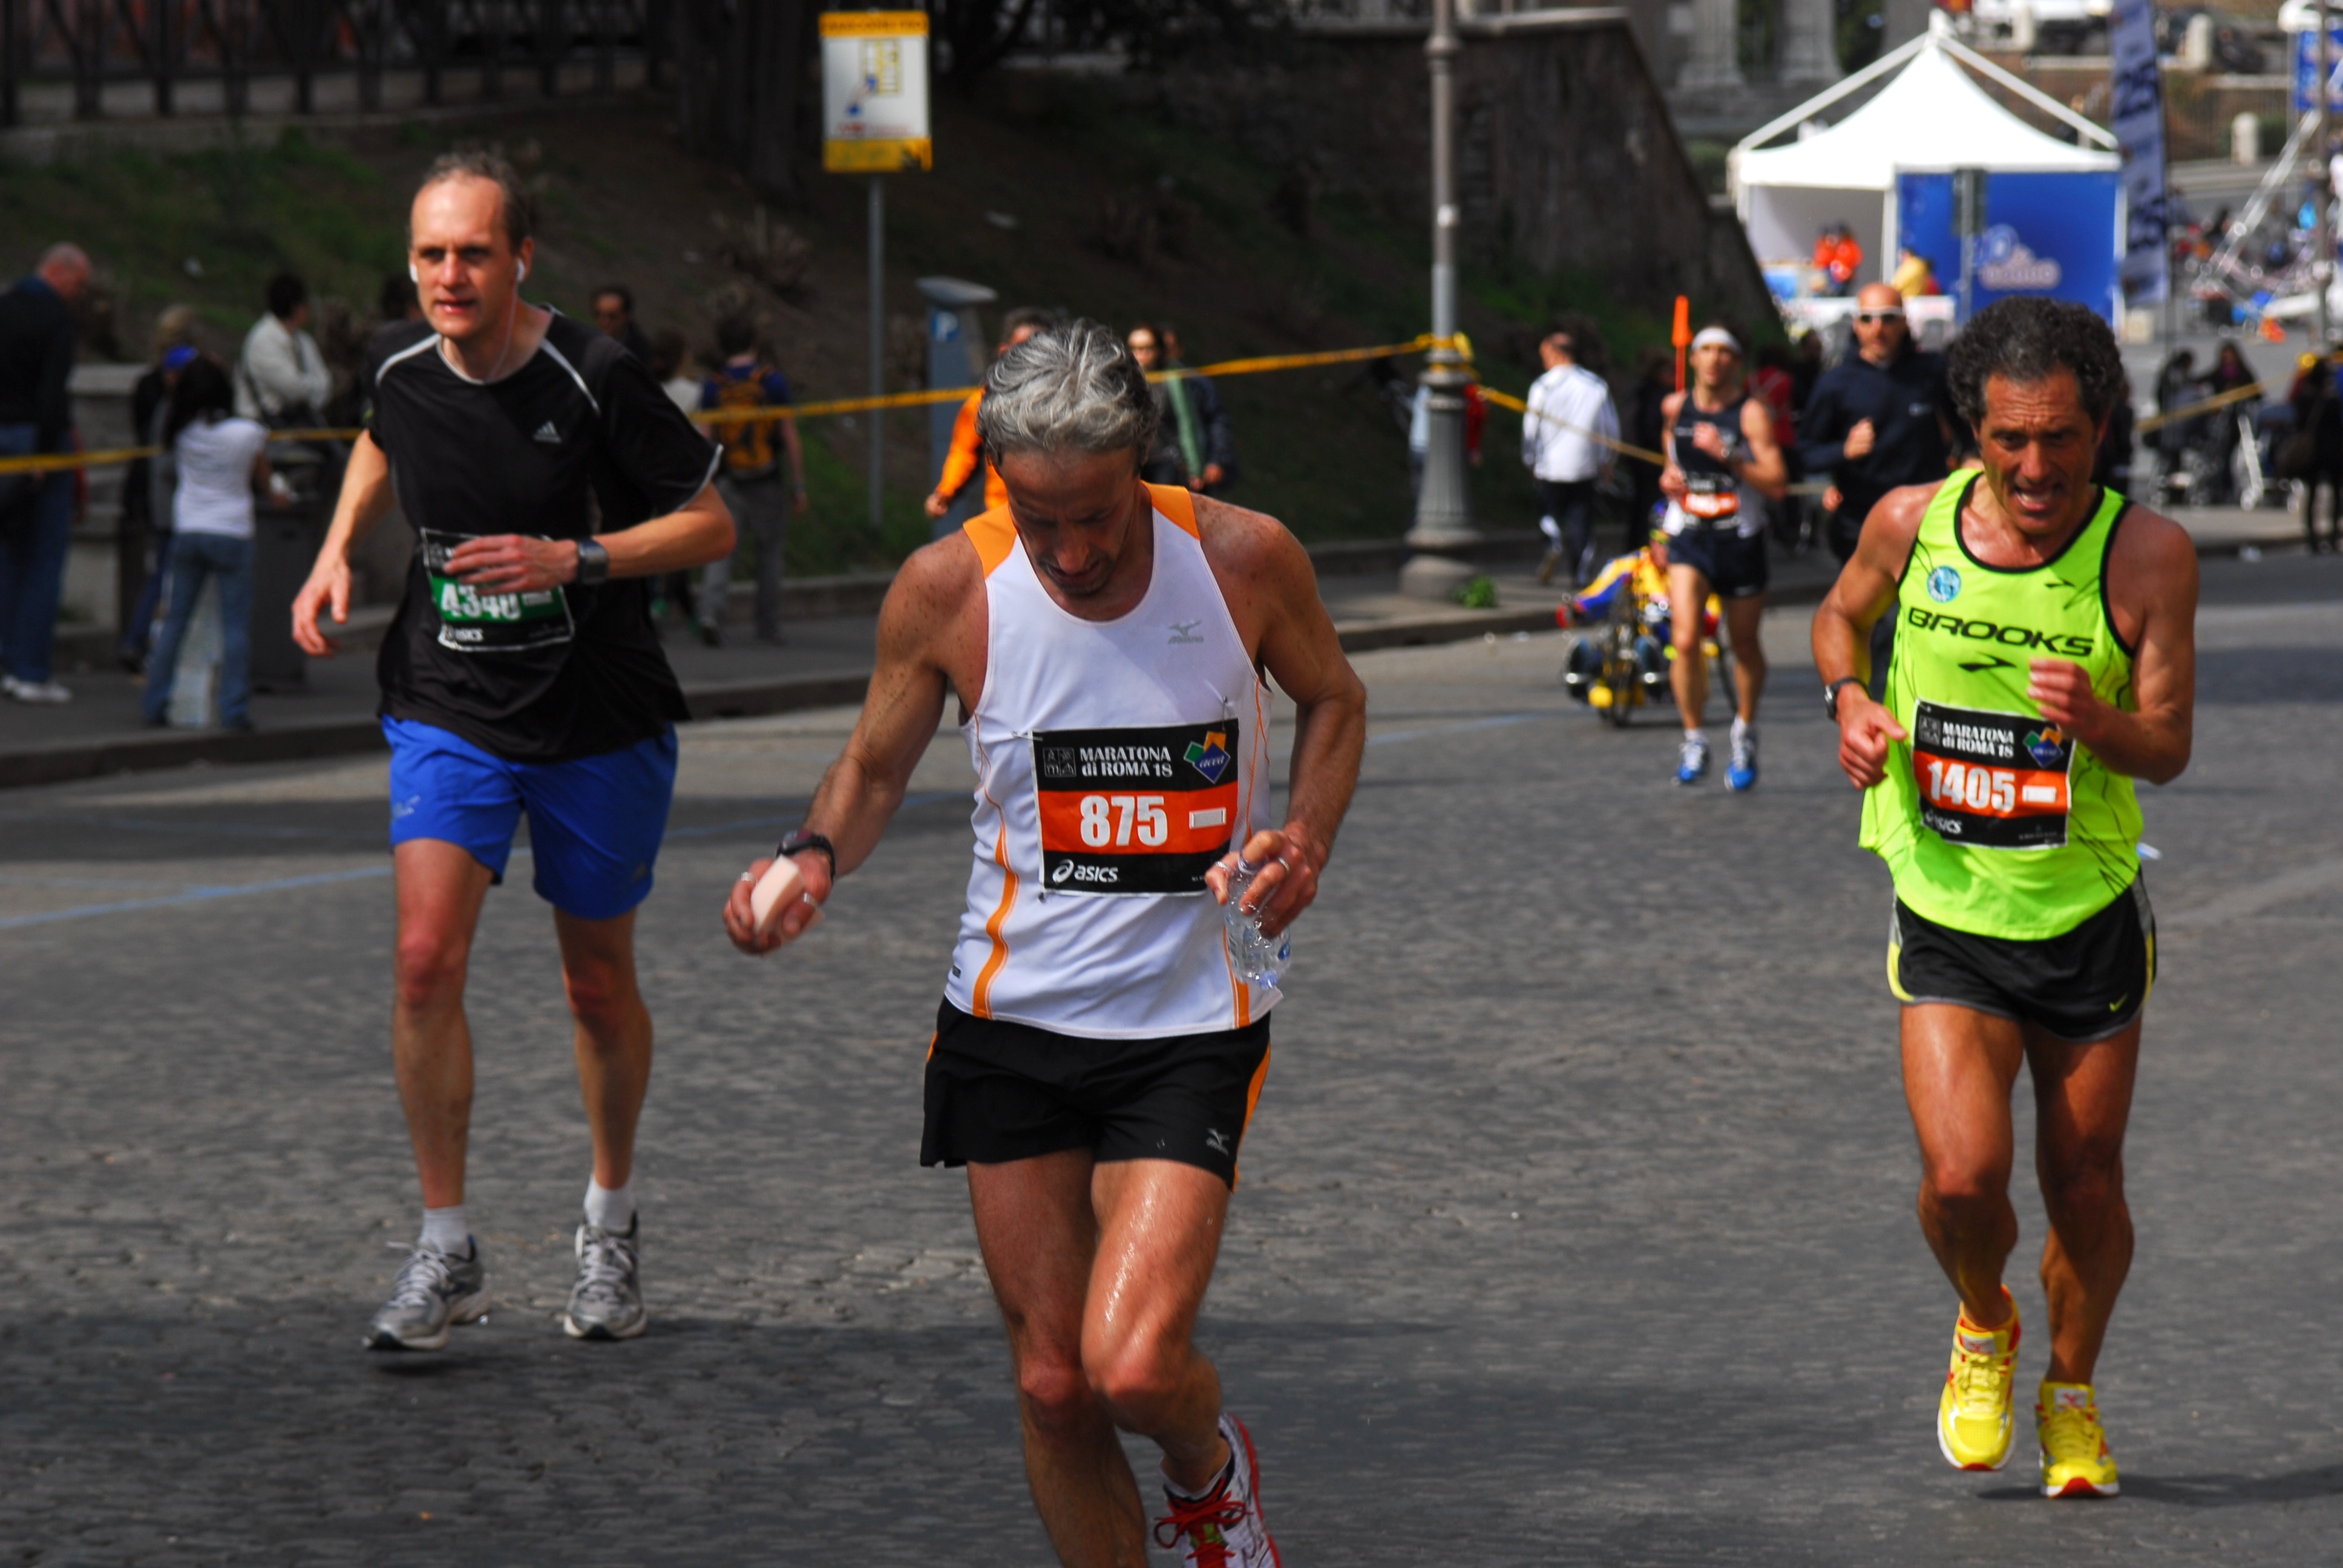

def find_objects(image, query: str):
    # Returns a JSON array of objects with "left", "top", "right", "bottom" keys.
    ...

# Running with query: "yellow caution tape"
[
  {"left": 0, "top": 426, "right": 363, "bottom": 476},
  {"left": 691, "top": 335, "right": 1452, "bottom": 428},
  {"left": 0, "top": 337, "right": 1466, "bottom": 468},
  {"left": 1479, "top": 386, "right": 1668, "bottom": 468},
  {"left": 2134, "top": 380, "right": 2264, "bottom": 434}
]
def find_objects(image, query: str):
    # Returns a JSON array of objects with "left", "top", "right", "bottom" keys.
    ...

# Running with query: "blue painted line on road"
[{"left": 0, "top": 866, "right": 392, "bottom": 933}]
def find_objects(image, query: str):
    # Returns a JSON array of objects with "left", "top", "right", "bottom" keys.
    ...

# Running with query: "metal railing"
[{"left": 0, "top": 0, "right": 670, "bottom": 126}]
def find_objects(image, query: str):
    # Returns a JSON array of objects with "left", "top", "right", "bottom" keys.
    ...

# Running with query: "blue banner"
[
  {"left": 1897, "top": 171, "right": 2125, "bottom": 324},
  {"left": 2295, "top": 28, "right": 2343, "bottom": 113},
  {"left": 2110, "top": 0, "right": 2168, "bottom": 306}
]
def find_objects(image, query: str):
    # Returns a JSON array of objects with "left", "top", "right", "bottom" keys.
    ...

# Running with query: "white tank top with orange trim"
[{"left": 943, "top": 484, "right": 1277, "bottom": 1039}]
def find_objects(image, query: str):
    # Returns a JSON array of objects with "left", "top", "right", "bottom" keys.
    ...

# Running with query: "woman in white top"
[{"left": 141, "top": 358, "right": 271, "bottom": 730}]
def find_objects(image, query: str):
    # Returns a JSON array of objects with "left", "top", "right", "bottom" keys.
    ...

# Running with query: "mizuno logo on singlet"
[
  {"left": 1905, "top": 605, "right": 2092, "bottom": 658},
  {"left": 1167, "top": 619, "right": 1205, "bottom": 644}
]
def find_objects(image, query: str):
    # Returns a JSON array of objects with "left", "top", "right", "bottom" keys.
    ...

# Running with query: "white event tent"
[{"left": 1731, "top": 15, "right": 2119, "bottom": 289}]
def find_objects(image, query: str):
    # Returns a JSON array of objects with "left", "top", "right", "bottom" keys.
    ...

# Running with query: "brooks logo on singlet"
[{"left": 1904, "top": 605, "right": 2093, "bottom": 657}]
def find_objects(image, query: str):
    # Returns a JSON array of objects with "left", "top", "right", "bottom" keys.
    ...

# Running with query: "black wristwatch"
[
  {"left": 774, "top": 829, "right": 836, "bottom": 883},
  {"left": 573, "top": 538, "right": 611, "bottom": 585},
  {"left": 1823, "top": 676, "right": 1863, "bottom": 720}
]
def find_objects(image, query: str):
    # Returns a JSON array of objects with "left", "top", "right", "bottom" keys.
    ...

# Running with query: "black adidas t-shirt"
[{"left": 366, "top": 314, "right": 719, "bottom": 763}]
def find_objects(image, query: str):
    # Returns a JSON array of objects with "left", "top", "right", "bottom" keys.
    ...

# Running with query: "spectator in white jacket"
[
  {"left": 235, "top": 272, "right": 331, "bottom": 427},
  {"left": 1524, "top": 327, "right": 1618, "bottom": 587}
]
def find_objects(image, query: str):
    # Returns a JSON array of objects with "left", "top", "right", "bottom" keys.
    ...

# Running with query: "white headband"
[{"left": 1691, "top": 327, "right": 1742, "bottom": 355}]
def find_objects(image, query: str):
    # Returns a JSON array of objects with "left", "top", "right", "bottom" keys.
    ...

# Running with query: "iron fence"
[{"left": 0, "top": 0, "right": 673, "bottom": 126}]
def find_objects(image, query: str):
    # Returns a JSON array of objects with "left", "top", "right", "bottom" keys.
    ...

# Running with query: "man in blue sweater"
[{"left": 1798, "top": 284, "right": 1953, "bottom": 562}]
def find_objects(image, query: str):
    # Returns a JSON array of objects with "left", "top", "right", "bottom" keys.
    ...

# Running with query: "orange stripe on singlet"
[
  {"left": 1143, "top": 481, "right": 1199, "bottom": 537},
  {"left": 969, "top": 731, "right": 1019, "bottom": 1019},
  {"left": 963, "top": 507, "right": 1020, "bottom": 577}
]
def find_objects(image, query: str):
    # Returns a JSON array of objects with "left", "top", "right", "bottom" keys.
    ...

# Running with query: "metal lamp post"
[{"left": 1400, "top": 0, "right": 1481, "bottom": 600}]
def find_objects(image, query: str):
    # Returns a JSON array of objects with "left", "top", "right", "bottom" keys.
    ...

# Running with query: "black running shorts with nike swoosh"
[
  {"left": 1887, "top": 879, "right": 2155, "bottom": 1044},
  {"left": 922, "top": 1001, "right": 1271, "bottom": 1187}
]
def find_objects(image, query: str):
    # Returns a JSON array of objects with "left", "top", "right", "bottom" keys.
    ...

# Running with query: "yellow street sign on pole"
[{"left": 821, "top": 11, "right": 932, "bottom": 173}]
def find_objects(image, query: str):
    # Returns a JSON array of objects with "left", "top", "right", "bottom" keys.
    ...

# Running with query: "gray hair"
[{"left": 977, "top": 319, "right": 1157, "bottom": 463}]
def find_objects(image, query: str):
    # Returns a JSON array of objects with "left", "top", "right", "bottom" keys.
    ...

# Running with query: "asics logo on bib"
[{"left": 1904, "top": 604, "right": 2093, "bottom": 658}]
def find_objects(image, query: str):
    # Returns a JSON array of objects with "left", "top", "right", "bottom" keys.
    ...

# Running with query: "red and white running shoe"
[{"left": 1155, "top": 1413, "right": 1282, "bottom": 1568}]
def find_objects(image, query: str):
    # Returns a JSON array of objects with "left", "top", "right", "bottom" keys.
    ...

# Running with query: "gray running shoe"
[
  {"left": 564, "top": 1215, "right": 646, "bottom": 1341},
  {"left": 364, "top": 1239, "right": 489, "bottom": 1351}
]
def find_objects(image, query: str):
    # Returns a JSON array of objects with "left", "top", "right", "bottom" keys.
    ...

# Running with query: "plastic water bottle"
[{"left": 1222, "top": 855, "right": 1292, "bottom": 990}]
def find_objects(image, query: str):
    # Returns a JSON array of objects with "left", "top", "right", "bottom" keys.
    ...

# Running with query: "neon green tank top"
[{"left": 1858, "top": 474, "right": 2141, "bottom": 939}]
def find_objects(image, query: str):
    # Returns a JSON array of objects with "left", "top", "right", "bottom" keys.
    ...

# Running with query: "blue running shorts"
[{"left": 384, "top": 717, "right": 679, "bottom": 921}]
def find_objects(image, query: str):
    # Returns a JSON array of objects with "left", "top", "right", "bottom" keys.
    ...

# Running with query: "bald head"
[
  {"left": 37, "top": 244, "right": 90, "bottom": 304},
  {"left": 1852, "top": 281, "right": 1909, "bottom": 367}
]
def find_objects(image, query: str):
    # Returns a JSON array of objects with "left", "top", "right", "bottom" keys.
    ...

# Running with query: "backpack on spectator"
[{"left": 715, "top": 369, "right": 781, "bottom": 477}]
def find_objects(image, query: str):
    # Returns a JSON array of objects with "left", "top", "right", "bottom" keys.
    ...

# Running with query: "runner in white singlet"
[{"left": 724, "top": 321, "right": 1366, "bottom": 1568}]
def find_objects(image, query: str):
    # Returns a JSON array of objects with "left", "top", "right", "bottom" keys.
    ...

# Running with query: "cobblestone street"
[{"left": 6, "top": 555, "right": 2342, "bottom": 1564}]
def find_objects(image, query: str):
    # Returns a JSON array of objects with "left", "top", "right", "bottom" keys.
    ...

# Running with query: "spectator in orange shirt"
[
  {"left": 925, "top": 307, "right": 1054, "bottom": 524},
  {"left": 1814, "top": 224, "right": 1864, "bottom": 297}
]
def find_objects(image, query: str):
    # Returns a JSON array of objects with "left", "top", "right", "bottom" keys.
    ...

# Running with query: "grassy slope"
[{"left": 2, "top": 83, "right": 1663, "bottom": 570}]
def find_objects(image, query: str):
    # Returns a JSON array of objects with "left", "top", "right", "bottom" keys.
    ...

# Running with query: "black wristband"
[
  {"left": 774, "top": 829, "right": 836, "bottom": 882},
  {"left": 574, "top": 538, "right": 611, "bottom": 585}
]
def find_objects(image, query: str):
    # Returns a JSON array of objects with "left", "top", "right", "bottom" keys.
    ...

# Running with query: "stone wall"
[{"left": 1153, "top": 10, "right": 1777, "bottom": 328}]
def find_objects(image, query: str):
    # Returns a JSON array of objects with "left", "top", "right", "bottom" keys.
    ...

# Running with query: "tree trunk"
[{"left": 672, "top": 0, "right": 810, "bottom": 209}]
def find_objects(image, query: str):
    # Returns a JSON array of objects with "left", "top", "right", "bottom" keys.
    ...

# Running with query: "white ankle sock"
[
  {"left": 1731, "top": 716, "right": 1754, "bottom": 744},
  {"left": 1164, "top": 1449, "right": 1236, "bottom": 1501},
  {"left": 420, "top": 1204, "right": 470, "bottom": 1255},
  {"left": 1685, "top": 727, "right": 1707, "bottom": 745},
  {"left": 585, "top": 1179, "right": 635, "bottom": 1232}
]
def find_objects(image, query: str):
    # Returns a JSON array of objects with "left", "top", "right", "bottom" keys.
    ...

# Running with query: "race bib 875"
[
  {"left": 1911, "top": 698, "right": 2071, "bottom": 850},
  {"left": 1031, "top": 720, "right": 1239, "bottom": 895}
]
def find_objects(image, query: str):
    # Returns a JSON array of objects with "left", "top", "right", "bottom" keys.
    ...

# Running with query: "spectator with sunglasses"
[{"left": 1798, "top": 283, "right": 1953, "bottom": 562}]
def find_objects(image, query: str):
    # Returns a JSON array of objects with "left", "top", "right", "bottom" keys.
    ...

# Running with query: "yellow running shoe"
[
  {"left": 1936, "top": 1294, "right": 2020, "bottom": 1471},
  {"left": 2037, "top": 1382, "right": 2120, "bottom": 1498}
]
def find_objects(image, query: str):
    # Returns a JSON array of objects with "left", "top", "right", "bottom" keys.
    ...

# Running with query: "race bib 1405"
[
  {"left": 419, "top": 529, "right": 575, "bottom": 653},
  {"left": 1031, "top": 720, "right": 1240, "bottom": 896},
  {"left": 1911, "top": 698, "right": 2071, "bottom": 850}
]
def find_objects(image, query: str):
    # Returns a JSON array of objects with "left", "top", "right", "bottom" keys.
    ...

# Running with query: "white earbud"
[
  {"left": 515, "top": 258, "right": 528, "bottom": 284},
  {"left": 408, "top": 261, "right": 419, "bottom": 283}
]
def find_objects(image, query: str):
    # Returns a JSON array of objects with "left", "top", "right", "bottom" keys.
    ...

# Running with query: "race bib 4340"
[
  {"left": 1911, "top": 698, "right": 2071, "bottom": 850},
  {"left": 1031, "top": 720, "right": 1240, "bottom": 895},
  {"left": 419, "top": 529, "right": 575, "bottom": 653}
]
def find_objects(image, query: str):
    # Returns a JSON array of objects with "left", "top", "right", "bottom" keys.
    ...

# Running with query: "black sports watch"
[
  {"left": 573, "top": 538, "right": 611, "bottom": 585},
  {"left": 774, "top": 829, "right": 836, "bottom": 883},
  {"left": 1823, "top": 676, "right": 1864, "bottom": 720}
]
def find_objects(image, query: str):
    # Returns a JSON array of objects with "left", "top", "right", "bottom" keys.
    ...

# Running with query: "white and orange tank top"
[{"left": 943, "top": 483, "right": 1277, "bottom": 1039}]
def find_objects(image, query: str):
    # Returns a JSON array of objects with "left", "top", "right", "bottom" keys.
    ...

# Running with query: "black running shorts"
[
  {"left": 1888, "top": 880, "right": 2155, "bottom": 1043},
  {"left": 922, "top": 1000, "right": 1271, "bottom": 1187},
  {"left": 1665, "top": 524, "right": 1770, "bottom": 599}
]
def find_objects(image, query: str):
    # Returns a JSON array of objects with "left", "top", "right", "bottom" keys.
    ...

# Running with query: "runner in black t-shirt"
[{"left": 292, "top": 152, "right": 734, "bottom": 1353}]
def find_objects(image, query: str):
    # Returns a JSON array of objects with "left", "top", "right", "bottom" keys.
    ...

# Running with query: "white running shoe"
[
  {"left": 1155, "top": 1413, "right": 1281, "bottom": 1567},
  {"left": 1676, "top": 732, "right": 1710, "bottom": 786},
  {"left": 1728, "top": 726, "right": 1759, "bottom": 791},
  {"left": 564, "top": 1215, "right": 647, "bottom": 1340},
  {"left": 365, "top": 1239, "right": 490, "bottom": 1351},
  {"left": 5, "top": 676, "right": 71, "bottom": 704}
]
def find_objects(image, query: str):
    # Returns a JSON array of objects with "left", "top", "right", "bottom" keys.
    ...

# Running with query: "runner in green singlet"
[{"left": 1811, "top": 298, "right": 2198, "bottom": 1499}]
